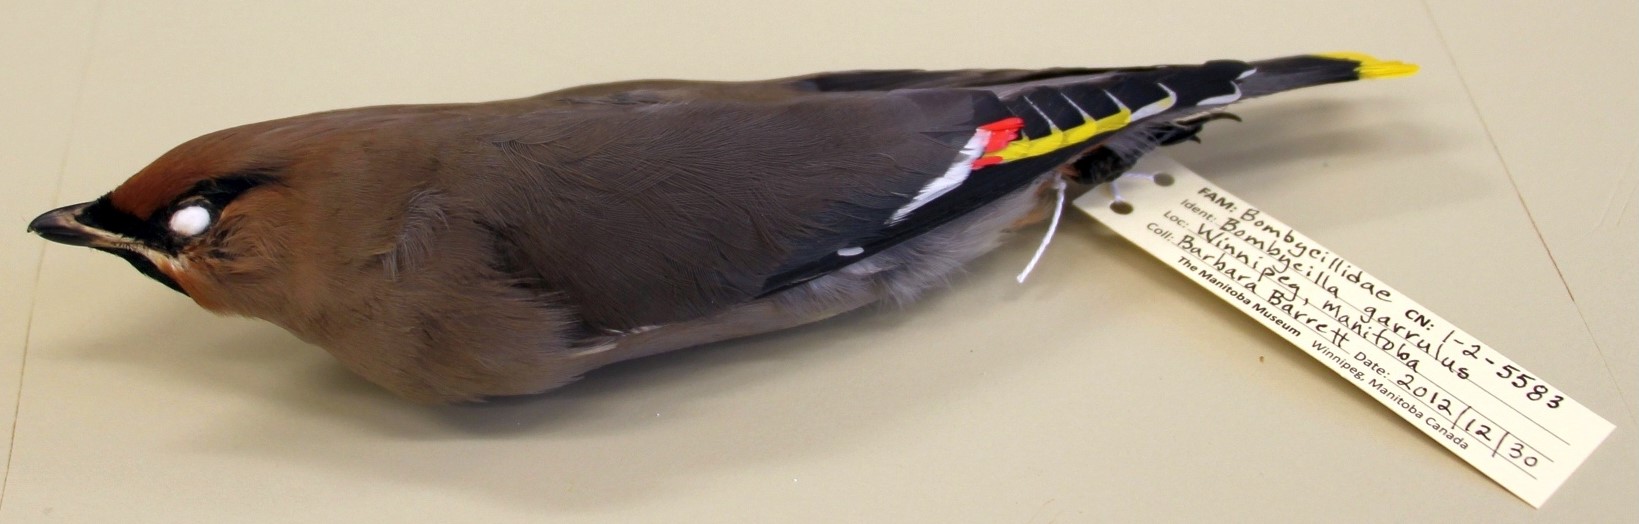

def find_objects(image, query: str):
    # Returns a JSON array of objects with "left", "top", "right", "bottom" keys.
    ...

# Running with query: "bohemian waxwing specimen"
[{"left": 28, "top": 53, "right": 1416, "bottom": 404}]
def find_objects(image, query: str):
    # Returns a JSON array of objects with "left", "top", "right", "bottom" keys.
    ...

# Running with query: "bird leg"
[
  {"left": 1067, "top": 111, "right": 1241, "bottom": 185},
  {"left": 1154, "top": 111, "right": 1242, "bottom": 146}
]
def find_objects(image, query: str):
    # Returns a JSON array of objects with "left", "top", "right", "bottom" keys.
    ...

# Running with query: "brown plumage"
[{"left": 27, "top": 53, "right": 1415, "bottom": 403}]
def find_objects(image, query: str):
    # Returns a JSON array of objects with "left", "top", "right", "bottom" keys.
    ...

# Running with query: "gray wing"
[
  {"left": 473, "top": 90, "right": 1008, "bottom": 330},
  {"left": 472, "top": 56, "right": 1366, "bottom": 331}
]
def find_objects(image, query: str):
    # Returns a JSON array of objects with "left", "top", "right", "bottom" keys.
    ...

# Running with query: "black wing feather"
[{"left": 756, "top": 61, "right": 1269, "bottom": 296}]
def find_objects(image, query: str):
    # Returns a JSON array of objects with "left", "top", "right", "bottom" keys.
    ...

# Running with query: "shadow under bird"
[{"left": 27, "top": 52, "right": 1416, "bottom": 403}]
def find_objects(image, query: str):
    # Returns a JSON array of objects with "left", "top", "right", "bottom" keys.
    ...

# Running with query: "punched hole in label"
[
  {"left": 1105, "top": 176, "right": 1136, "bottom": 215},
  {"left": 1122, "top": 171, "right": 1175, "bottom": 187}
]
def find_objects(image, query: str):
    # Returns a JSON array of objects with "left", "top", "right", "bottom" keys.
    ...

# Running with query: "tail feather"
[{"left": 1241, "top": 52, "right": 1420, "bottom": 97}]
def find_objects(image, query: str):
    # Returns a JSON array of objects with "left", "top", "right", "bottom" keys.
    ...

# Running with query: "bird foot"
[{"left": 1154, "top": 111, "right": 1242, "bottom": 146}]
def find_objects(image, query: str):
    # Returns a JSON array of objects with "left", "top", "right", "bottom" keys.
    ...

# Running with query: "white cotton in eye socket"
[{"left": 169, "top": 206, "right": 211, "bottom": 236}]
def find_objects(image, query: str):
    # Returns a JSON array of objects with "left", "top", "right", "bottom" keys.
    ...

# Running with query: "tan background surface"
[{"left": 2, "top": 1, "right": 1633, "bottom": 522}]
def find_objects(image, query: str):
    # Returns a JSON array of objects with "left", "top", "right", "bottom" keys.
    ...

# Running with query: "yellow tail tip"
[{"left": 1315, "top": 51, "right": 1420, "bottom": 79}]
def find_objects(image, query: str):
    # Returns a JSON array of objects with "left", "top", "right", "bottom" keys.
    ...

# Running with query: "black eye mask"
[
  {"left": 76, "top": 169, "right": 279, "bottom": 294},
  {"left": 81, "top": 170, "right": 279, "bottom": 252}
]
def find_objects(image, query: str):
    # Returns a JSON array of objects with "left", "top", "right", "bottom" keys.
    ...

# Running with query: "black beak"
[
  {"left": 27, "top": 201, "right": 190, "bottom": 295},
  {"left": 27, "top": 202, "right": 103, "bottom": 247}
]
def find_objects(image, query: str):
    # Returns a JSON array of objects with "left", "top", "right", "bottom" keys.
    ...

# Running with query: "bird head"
[
  {"left": 27, "top": 111, "right": 432, "bottom": 326},
  {"left": 26, "top": 109, "right": 586, "bottom": 403}
]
